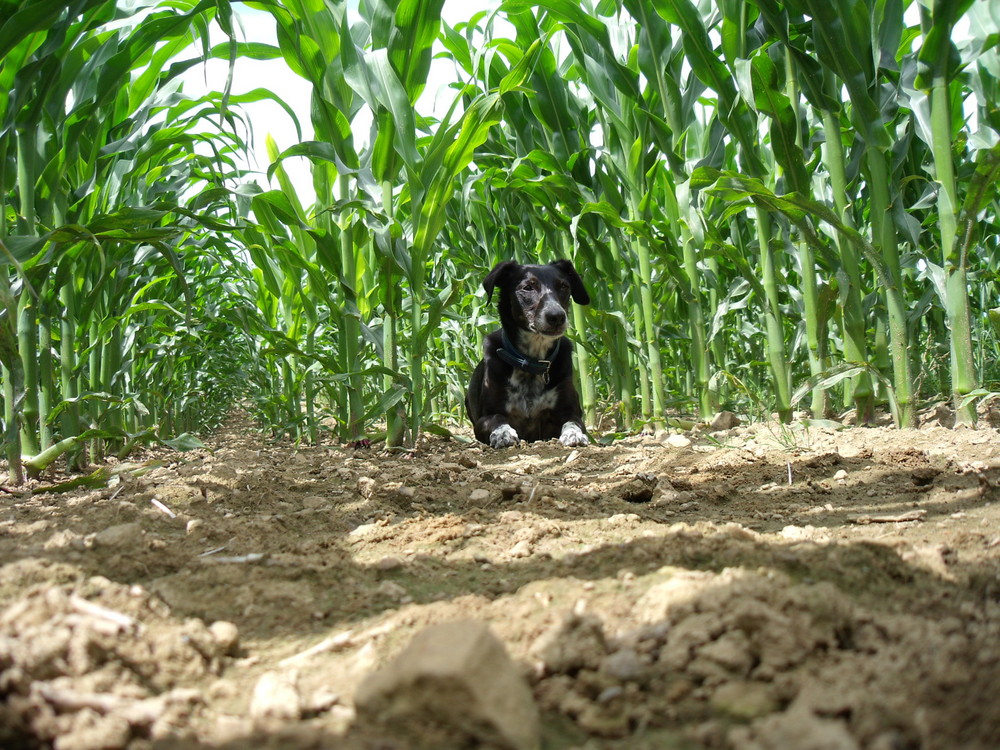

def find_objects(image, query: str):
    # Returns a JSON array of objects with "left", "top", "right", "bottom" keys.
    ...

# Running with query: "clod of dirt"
[
  {"left": 5, "top": 412, "right": 1000, "bottom": 749},
  {"left": 92, "top": 522, "right": 142, "bottom": 549},
  {"left": 710, "top": 679, "right": 779, "bottom": 720},
  {"left": 934, "top": 402, "right": 955, "bottom": 429},
  {"left": 249, "top": 670, "right": 301, "bottom": 724},
  {"left": 531, "top": 613, "right": 608, "bottom": 675},
  {"left": 510, "top": 539, "right": 533, "bottom": 558},
  {"left": 710, "top": 411, "right": 742, "bottom": 432},
  {"left": 356, "top": 477, "right": 376, "bottom": 499},
  {"left": 375, "top": 581, "right": 409, "bottom": 600},
  {"left": 730, "top": 704, "right": 859, "bottom": 750},
  {"left": 354, "top": 619, "right": 539, "bottom": 750},
  {"left": 599, "top": 647, "right": 645, "bottom": 682},
  {"left": 51, "top": 712, "right": 132, "bottom": 750},
  {"left": 0, "top": 578, "right": 227, "bottom": 749},
  {"left": 618, "top": 473, "right": 658, "bottom": 504},
  {"left": 469, "top": 488, "right": 491, "bottom": 504},
  {"left": 208, "top": 621, "right": 240, "bottom": 657},
  {"left": 665, "top": 434, "right": 692, "bottom": 448}
]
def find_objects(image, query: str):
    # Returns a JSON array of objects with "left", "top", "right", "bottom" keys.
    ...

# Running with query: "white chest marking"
[{"left": 506, "top": 370, "right": 557, "bottom": 418}]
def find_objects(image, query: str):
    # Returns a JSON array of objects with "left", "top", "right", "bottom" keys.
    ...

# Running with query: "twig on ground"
[
  {"left": 69, "top": 595, "right": 142, "bottom": 633},
  {"left": 34, "top": 684, "right": 201, "bottom": 726},
  {"left": 150, "top": 498, "right": 176, "bottom": 518},
  {"left": 201, "top": 552, "right": 266, "bottom": 564},
  {"left": 850, "top": 509, "right": 927, "bottom": 524},
  {"left": 280, "top": 621, "right": 394, "bottom": 667}
]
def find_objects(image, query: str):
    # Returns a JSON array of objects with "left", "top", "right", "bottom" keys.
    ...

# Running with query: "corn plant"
[{"left": 0, "top": 0, "right": 257, "bottom": 481}]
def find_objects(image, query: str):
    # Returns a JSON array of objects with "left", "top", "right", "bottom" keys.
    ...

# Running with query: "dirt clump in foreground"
[{"left": 1, "top": 414, "right": 999, "bottom": 749}]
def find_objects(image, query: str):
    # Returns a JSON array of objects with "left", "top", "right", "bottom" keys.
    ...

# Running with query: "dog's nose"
[{"left": 543, "top": 308, "right": 567, "bottom": 328}]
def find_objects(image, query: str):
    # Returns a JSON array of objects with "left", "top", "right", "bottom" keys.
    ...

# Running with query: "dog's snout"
[{"left": 543, "top": 307, "right": 567, "bottom": 328}]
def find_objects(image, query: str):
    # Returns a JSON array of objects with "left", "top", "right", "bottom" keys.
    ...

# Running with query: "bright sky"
[{"left": 183, "top": 1, "right": 501, "bottom": 204}]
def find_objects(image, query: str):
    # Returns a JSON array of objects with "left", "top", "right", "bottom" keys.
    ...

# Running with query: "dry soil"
[{"left": 1, "top": 413, "right": 999, "bottom": 749}]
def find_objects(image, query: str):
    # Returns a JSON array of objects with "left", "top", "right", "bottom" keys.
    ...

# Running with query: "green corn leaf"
[
  {"left": 389, "top": 0, "right": 447, "bottom": 102},
  {"left": 790, "top": 361, "right": 895, "bottom": 410},
  {"left": 744, "top": 51, "right": 810, "bottom": 194},
  {"left": 160, "top": 432, "right": 209, "bottom": 451}
]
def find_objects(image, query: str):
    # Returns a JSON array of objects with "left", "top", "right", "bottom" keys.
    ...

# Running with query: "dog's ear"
[
  {"left": 482, "top": 261, "right": 518, "bottom": 301},
  {"left": 549, "top": 259, "right": 590, "bottom": 305}
]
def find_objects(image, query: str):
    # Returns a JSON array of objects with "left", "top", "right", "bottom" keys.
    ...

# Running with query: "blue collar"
[{"left": 497, "top": 329, "right": 561, "bottom": 382}]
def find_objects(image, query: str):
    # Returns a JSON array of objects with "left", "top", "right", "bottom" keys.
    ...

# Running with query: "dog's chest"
[{"left": 505, "top": 371, "right": 557, "bottom": 418}]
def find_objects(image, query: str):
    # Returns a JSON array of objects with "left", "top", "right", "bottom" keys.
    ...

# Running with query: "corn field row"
[{"left": 1, "top": 0, "right": 998, "bottom": 484}]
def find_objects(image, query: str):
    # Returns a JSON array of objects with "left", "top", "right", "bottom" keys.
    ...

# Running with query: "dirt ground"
[{"left": 2, "top": 410, "right": 999, "bottom": 750}]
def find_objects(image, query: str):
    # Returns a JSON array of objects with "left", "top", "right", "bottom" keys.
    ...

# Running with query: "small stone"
[
  {"left": 458, "top": 454, "right": 479, "bottom": 468},
  {"left": 93, "top": 522, "right": 142, "bottom": 549},
  {"left": 250, "top": 671, "right": 301, "bottom": 722},
  {"left": 209, "top": 621, "right": 241, "bottom": 656},
  {"left": 357, "top": 477, "right": 377, "bottom": 498},
  {"left": 710, "top": 680, "right": 777, "bottom": 719},
  {"left": 710, "top": 411, "right": 741, "bottom": 432},
  {"left": 355, "top": 620, "right": 539, "bottom": 750},
  {"left": 210, "top": 715, "right": 254, "bottom": 744},
  {"left": 305, "top": 687, "right": 341, "bottom": 716},
  {"left": 837, "top": 444, "right": 865, "bottom": 459},
  {"left": 834, "top": 469, "right": 848, "bottom": 481},
  {"left": 54, "top": 713, "right": 131, "bottom": 750},
  {"left": 509, "top": 539, "right": 533, "bottom": 558},
  {"left": 735, "top": 706, "right": 859, "bottom": 750},
  {"left": 185, "top": 519, "right": 204, "bottom": 535},
  {"left": 375, "top": 556, "right": 404, "bottom": 571},
  {"left": 397, "top": 486, "right": 416, "bottom": 499},
  {"left": 302, "top": 495, "right": 327, "bottom": 509},
  {"left": 469, "top": 488, "right": 491, "bottom": 504},
  {"left": 376, "top": 581, "right": 408, "bottom": 599},
  {"left": 349, "top": 522, "right": 382, "bottom": 539},
  {"left": 635, "top": 569, "right": 717, "bottom": 624},
  {"left": 596, "top": 685, "right": 624, "bottom": 704},
  {"left": 600, "top": 648, "right": 644, "bottom": 682},
  {"left": 531, "top": 613, "right": 607, "bottom": 674},
  {"left": 934, "top": 402, "right": 955, "bottom": 428},
  {"left": 666, "top": 434, "right": 692, "bottom": 449},
  {"left": 44, "top": 529, "right": 83, "bottom": 549},
  {"left": 699, "top": 631, "right": 753, "bottom": 674}
]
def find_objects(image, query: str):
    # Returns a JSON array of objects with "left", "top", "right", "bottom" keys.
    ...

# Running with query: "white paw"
[
  {"left": 490, "top": 424, "right": 520, "bottom": 449},
  {"left": 559, "top": 421, "right": 589, "bottom": 447}
]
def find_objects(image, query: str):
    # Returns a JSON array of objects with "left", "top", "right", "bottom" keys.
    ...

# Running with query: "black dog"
[{"left": 465, "top": 260, "right": 591, "bottom": 448}]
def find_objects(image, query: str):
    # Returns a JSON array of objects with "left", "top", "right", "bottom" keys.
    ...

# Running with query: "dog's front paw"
[
  {"left": 490, "top": 424, "right": 520, "bottom": 449},
  {"left": 559, "top": 421, "right": 589, "bottom": 447}
]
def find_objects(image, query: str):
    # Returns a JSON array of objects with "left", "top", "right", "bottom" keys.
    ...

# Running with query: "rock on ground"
[{"left": 354, "top": 619, "right": 540, "bottom": 750}]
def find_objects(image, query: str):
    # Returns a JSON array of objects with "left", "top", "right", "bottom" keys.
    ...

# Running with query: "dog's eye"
[{"left": 522, "top": 279, "right": 538, "bottom": 291}]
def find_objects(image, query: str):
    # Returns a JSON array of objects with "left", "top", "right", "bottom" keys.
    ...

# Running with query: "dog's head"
[{"left": 483, "top": 260, "right": 590, "bottom": 337}]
